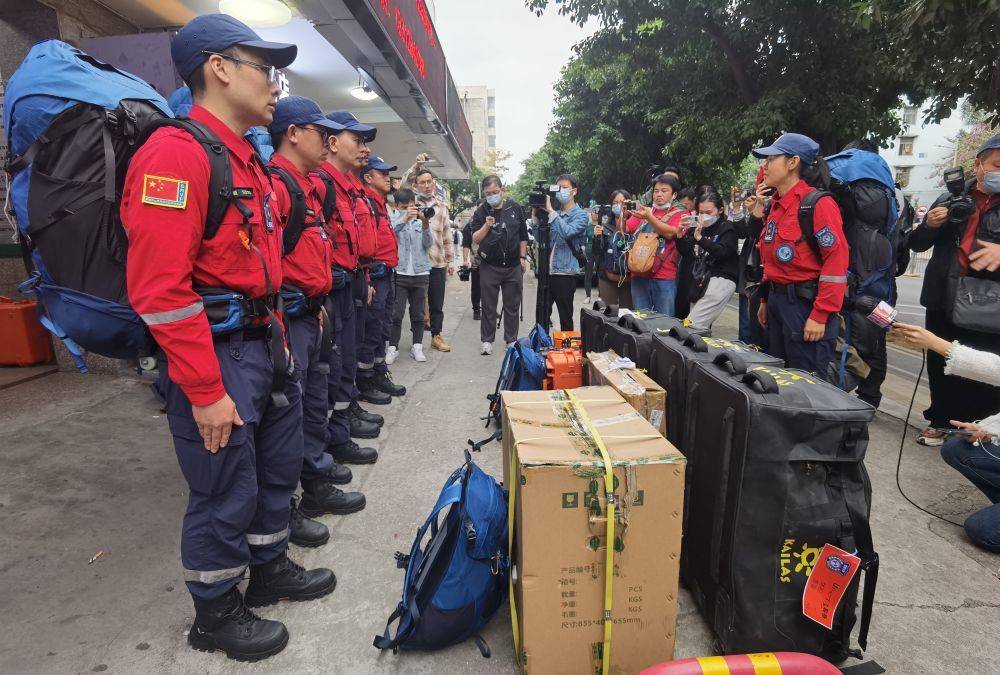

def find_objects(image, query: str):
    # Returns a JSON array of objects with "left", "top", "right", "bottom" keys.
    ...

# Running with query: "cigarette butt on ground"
[{"left": 88, "top": 550, "right": 104, "bottom": 565}]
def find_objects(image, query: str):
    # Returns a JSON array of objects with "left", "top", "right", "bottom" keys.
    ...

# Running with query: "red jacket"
[
  {"left": 310, "top": 161, "right": 359, "bottom": 271},
  {"left": 351, "top": 172, "right": 378, "bottom": 263},
  {"left": 365, "top": 187, "right": 398, "bottom": 268},
  {"left": 122, "top": 105, "right": 282, "bottom": 406},
  {"left": 268, "top": 153, "right": 333, "bottom": 297},
  {"left": 758, "top": 179, "right": 849, "bottom": 323}
]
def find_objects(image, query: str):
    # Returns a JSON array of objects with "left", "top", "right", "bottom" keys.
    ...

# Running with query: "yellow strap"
[
  {"left": 697, "top": 656, "right": 731, "bottom": 674},
  {"left": 748, "top": 652, "right": 782, "bottom": 675},
  {"left": 566, "top": 390, "right": 615, "bottom": 675}
]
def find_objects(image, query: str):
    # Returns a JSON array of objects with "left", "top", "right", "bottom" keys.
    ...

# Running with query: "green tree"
[{"left": 523, "top": 0, "right": 920, "bottom": 192}]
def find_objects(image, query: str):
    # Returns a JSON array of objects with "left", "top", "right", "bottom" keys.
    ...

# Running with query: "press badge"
[
  {"left": 764, "top": 220, "right": 777, "bottom": 242},
  {"left": 263, "top": 193, "right": 275, "bottom": 232}
]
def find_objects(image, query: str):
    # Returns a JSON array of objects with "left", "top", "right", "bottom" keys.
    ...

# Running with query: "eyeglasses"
[
  {"left": 299, "top": 125, "right": 331, "bottom": 142},
  {"left": 201, "top": 50, "right": 279, "bottom": 83}
]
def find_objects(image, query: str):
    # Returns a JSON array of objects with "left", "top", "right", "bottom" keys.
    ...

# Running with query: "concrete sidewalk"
[{"left": 0, "top": 277, "right": 997, "bottom": 674}]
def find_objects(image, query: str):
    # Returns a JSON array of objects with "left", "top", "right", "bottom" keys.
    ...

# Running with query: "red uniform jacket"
[
  {"left": 758, "top": 179, "right": 849, "bottom": 323},
  {"left": 365, "top": 187, "right": 399, "bottom": 268},
  {"left": 268, "top": 153, "right": 333, "bottom": 297},
  {"left": 351, "top": 172, "right": 378, "bottom": 263},
  {"left": 121, "top": 105, "right": 282, "bottom": 406},
  {"left": 310, "top": 161, "right": 359, "bottom": 272}
]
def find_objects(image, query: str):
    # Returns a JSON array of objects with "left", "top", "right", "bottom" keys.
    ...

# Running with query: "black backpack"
[{"left": 267, "top": 164, "right": 326, "bottom": 255}]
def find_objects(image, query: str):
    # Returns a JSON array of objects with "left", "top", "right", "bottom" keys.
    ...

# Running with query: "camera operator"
[
  {"left": 592, "top": 189, "right": 634, "bottom": 308},
  {"left": 537, "top": 174, "right": 589, "bottom": 330},
  {"left": 469, "top": 175, "right": 529, "bottom": 354},
  {"left": 907, "top": 134, "right": 1000, "bottom": 446}
]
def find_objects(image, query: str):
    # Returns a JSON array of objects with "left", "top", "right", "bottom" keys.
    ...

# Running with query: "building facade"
[
  {"left": 880, "top": 100, "right": 970, "bottom": 208},
  {"left": 457, "top": 85, "right": 495, "bottom": 169}
]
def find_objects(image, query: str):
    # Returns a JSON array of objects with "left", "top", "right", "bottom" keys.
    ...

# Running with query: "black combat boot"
[
  {"left": 300, "top": 474, "right": 367, "bottom": 517},
  {"left": 327, "top": 440, "right": 379, "bottom": 465},
  {"left": 357, "top": 376, "right": 392, "bottom": 405},
  {"left": 372, "top": 371, "right": 406, "bottom": 397},
  {"left": 326, "top": 461, "right": 353, "bottom": 485},
  {"left": 289, "top": 496, "right": 329, "bottom": 548},
  {"left": 348, "top": 413, "right": 381, "bottom": 439},
  {"left": 244, "top": 553, "right": 336, "bottom": 607},
  {"left": 188, "top": 587, "right": 288, "bottom": 661},
  {"left": 349, "top": 400, "right": 384, "bottom": 426}
]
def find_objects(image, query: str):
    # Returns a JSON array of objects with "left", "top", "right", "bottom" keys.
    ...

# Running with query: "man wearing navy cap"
[
  {"left": 750, "top": 132, "right": 849, "bottom": 378},
  {"left": 310, "top": 112, "right": 384, "bottom": 465},
  {"left": 122, "top": 14, "right": 333, "bottom": 661},
  {"left": 359, "top": 155, "right": 407, "bottom": 396},
  {"left": 266, "top": 96, "right": 367, "bottom": 540},
  {"left": 907, "top": 133, "right": 1000, "bottom": 445}
]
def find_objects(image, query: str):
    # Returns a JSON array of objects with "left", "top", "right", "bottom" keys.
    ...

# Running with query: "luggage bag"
[
  {"left": 648, "top": 326, "right": 783, "bottom": 452},
  {"left": 579, "top": 299, "right": 617, "bottom": 356},
  {"left": 604, "top": 311, "right": 709, "bottom": 371},
  {"left": 683, "top": 356, "right": 878, "bottom": 663}
]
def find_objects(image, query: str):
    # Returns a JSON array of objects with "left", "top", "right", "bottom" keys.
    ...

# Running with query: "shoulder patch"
[
  {"left": 141, "top": 175, "right": 189, "bottom": 209},
  {"left": 815, "top": 226, "right": 837, "bottom": 249}
]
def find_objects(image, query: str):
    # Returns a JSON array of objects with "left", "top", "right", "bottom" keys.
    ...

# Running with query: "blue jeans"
[
  {"left": 631, "top": 277, "right": 676, "bottom": 316},
  {"left": 941, "top": 437, "right": 1000, "bottom": 552}
]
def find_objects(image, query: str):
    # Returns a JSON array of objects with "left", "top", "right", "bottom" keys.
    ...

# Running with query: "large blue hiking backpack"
[
  {"left": 5, "top": 41, "right": 236, "bottom": 371},
  {"left": 374, "top": 450, "right": 508, "bottom": 656}
]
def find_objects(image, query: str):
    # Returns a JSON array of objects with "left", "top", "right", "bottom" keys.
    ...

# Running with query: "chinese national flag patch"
[{"left": 141, "top": 175, "right": 189, "bottom": 209}]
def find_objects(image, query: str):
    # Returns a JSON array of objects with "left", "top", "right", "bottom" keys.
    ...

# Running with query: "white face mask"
[{"left": 699, "top": 214, "right": 719, "bottom": 226}]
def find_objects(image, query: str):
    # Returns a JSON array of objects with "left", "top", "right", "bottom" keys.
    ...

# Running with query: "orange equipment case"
[
  {"left": 0, "top": 297, "right": 53, "bottom": 366},
  {"left": 542, "top": 330, "right": 584, "bottom": 390}
]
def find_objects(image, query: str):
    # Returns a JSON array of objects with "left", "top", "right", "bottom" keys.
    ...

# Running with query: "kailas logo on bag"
[{"left": 778, "top": 538, "right": 822, "bottom": 583}]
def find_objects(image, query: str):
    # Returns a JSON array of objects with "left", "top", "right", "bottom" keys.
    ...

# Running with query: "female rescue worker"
[{"left": 751, "top": 133, "right": 849, "bottom": 378}]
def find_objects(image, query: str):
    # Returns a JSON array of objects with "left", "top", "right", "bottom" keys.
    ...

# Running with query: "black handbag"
[{"left": 683, "top": 354, "right": 878, "bottom": 663}]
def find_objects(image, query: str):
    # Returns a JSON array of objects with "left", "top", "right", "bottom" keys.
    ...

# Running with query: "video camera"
[
  {"left": 529, "top": 181, "right": 560, "bottom": 210},
  {"left": 941, "top": 166, "right": 975, "bottom": 227}
]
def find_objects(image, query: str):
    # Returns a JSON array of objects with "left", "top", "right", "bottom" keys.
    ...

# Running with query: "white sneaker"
[
  {"left": 385, "top": 346, "right": 399, "bottom": 365},
  {"left": 411, "top": 344, "right": 427, "bottom": 362},
  {"left": 481, "top": 342, "right": 492, "bottom": 355}
]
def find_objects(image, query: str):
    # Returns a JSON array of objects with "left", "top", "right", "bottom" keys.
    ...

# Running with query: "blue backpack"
[
  {"left": 5, "top": 41, "right": 237, "bottom": 371},
  {"left": 486, "top": 324, "right": 552, "bottom": 424},
  {"left": 374, "top": 451, "right": 508, "bottom": 656}
]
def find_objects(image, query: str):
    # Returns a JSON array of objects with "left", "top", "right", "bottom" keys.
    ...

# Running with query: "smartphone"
[{"left": 928, "top": 427, "right": 975, "bottom": 437}]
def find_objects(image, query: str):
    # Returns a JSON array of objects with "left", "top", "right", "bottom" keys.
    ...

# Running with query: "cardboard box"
[
  {"left": 587, "top": 350, "right": 668, "bottom": 436},
  {"left": 502, "top": 387, "right": 685, "bottom": 675}
]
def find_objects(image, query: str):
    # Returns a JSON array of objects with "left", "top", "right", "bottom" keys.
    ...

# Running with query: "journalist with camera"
[
  {"left": 908, "top": 134, "right": 1000, "bottom": 446},
  {"left": 533, "top": 174, "right": 589, "bottom": 330},
  {"left": 468, "top": 175, "right": 529, "bottom": 355},
  {"left": 592, "top": 190, "right": 634, "bottom": 308}
]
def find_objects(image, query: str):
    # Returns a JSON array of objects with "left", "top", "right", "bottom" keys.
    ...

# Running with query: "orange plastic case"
[
  {"left": 550, "top": 330, "right": 582, "bottom": 350},
  {"left": 0, "top": 297, "right": 53, "bottom": 366},
  {"left": 543, "top": 348, "right": 584, "bottom": 390}
]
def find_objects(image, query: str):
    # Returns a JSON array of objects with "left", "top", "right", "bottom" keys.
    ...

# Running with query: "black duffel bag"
[
  {"left": 603, "top": 311, "right": 709, "bottom": 371},
  {"left": 683, "top": 355, "right": 878, "bottom": 663},
  {"left": 579, "top": 299, "right": 618, "bottom": 356},
  {"left": 649, "top": 326, "right": 783, "bottom": 452}
]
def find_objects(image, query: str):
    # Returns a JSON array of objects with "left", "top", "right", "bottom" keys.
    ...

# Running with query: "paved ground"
[{"left": 0, "top": 275, "right": 997, "bottom": 674}]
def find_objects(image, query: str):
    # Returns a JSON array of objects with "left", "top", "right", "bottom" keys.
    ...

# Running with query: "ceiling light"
[
  {"left": 350, "top": 84, "right": 380, "bottom": 101},
  {"left": 219, "top": 0, "right": 292, "bottom": 28}
]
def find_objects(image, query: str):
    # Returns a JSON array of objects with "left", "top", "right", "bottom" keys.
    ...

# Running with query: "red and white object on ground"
[{"left": 638, "top": 651, "right": 842, "bottom": 675}]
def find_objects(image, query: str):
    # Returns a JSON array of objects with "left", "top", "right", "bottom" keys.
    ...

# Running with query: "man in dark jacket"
[{"left": 908, "top": 134, "right": 1000, "bottom": 445}]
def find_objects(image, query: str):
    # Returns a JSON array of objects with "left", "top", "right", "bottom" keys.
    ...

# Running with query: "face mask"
[
  {"left": 699, "top": 214, "right": 718, "bottom": 226},
  {"left": 611, "top": 203, "right": 623, "bottom": 216},
  {"left": 981, "top": 171, "right": 1000, "bottom": 194},
  {"left": 557, "top": 188, "right": 573, "bottom": 204},
  {"left": 486, "top": 193, "right": 502, "bottom": 207}
]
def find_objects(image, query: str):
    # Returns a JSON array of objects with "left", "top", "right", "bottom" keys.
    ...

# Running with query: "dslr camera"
[
  {"left": 458, "top": 265, "right": 471, "bottom": 281},
  {"left": 593, "top": 204, "right": 614, "bottom": 223},
  {"left": 529, "top": 180, "right": 560, "bottom": 210},
  {"left": 941, "top": 166, "right": 975, "bottom": 227},
  {"left": 422, "top": 205, "right": 436, "bottom": 220}
]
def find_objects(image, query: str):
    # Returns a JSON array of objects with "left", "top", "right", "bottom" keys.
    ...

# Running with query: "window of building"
[
  {"left": 488, "top": 134, "right": 496, "bottom": 148},
  {"left": 901, "top": 106, "right": 918, "bottom": 127},
  {"left": 488, "top": 116, "right": 495, "bottom": 129},
  {"left": 894, "top": 166, "right": 912, "bottom": 188},
  {"left": 898, "top": 136, "right": 915, "bottom": 156},
  {"left": 487, "top": 96, "right": 495, "bottom": 110}
]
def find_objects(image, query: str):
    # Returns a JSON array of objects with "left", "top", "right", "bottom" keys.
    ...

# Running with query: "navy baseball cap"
[
  {"left": 753, "top": 133, "right": 820, "bottom": 165},
  {"left": 325, "top": 110, "right": 377, "bottom": 142},
  {"left": 977, "top": 133, "right": 1000, "bottom": 157},
  {"left": 269, "top": 96, "right": 345, "bottom": 135},
  {"left": 363, "top": 155, "right": 397, "bottom": 173},
  {"left": 172, "top": 14, "right": 297, "bottom": 80}
]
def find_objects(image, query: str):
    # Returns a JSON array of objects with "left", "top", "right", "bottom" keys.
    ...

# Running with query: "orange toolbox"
[
  {"left": 0, "top": 297, "right": 54, "bottom": 366},
  {"left": 543, "top": 347, "right": 584, "bottom": 390},
  {"left": 550, "top": 330, "right": 582, "bottom": 350}
]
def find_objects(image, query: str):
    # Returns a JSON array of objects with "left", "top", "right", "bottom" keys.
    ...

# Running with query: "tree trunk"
[{"left": 698, "top": 17, "right": 757, "bottom": 105}]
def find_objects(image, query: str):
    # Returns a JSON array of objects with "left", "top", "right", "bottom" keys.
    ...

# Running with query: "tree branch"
[{"left": 698, "top": 16, "right": 757, "bottom": 105}]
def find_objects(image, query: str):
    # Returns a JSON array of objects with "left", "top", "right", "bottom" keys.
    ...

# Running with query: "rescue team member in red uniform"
[
  {"left": 265, "top": 96, "right": 366, "bottom": 542},
  {"left": 122, "top": 15, "right": 333, "bottom": 661},
  {"left": 751, "top": 133, "right": 849, "bottom": 378},
  {"left": 360, "top": 155, "right": 408, "bottom": 397},
  {"left": 310, "top": 113, "right": 382, "bottom": 461}
]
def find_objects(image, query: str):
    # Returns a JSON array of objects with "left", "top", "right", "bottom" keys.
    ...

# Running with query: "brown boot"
[{"left": 431, "top": 335, "right": 451, "bottom": 352}]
